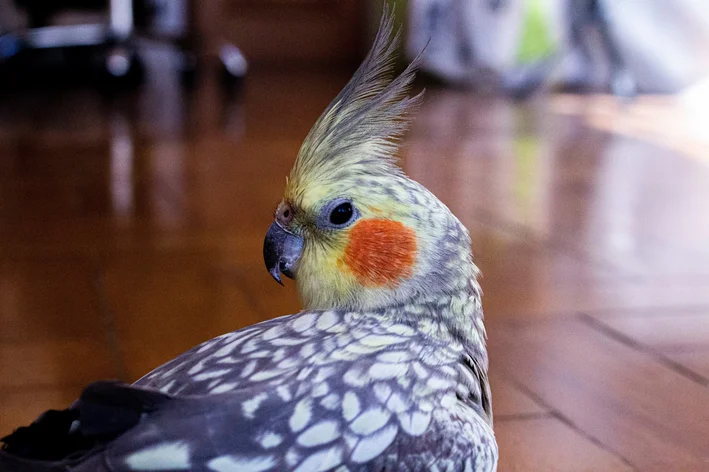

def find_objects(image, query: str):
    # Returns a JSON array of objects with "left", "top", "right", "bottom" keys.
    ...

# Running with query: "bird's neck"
[{"left": 384, "top": 274, "right": 487, "bottom": 350}]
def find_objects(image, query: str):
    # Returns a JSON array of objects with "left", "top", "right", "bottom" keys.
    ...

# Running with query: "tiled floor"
[{"left": 1, "top": 57, "right": 709, "bottom": 470}]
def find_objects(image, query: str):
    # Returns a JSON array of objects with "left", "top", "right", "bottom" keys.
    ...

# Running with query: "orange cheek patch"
[{"left": 342, "top": 219, "right": 417, "bottom": 288}]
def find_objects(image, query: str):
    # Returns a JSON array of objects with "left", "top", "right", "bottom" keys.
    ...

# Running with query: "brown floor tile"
[
  {"left": 489, "top": 372, "right": 548, "bottom": 418},
  {"left": 495, "top": 417, "right": 631, "bottom": 472},
  {"left": 101, "top": 253, "right": 299, "bottom": 381},
  {"left": 665, "top": 351, "right": 709, "bottom": 381},
  {"left": 0, "top": 258, "right": 104, "bottom": 342},
  {"left": 591, "top": 309, "right": 709, "bottom": 352},
  {"left": 490, "top": 318, "right": 709, "bottom": 471},
  {"left": 0, "top": 339, "right": 117, "bottom": 389},
  {"left": 483, "top": 277, "right": 709, "bottom": 319},
  {"left": 0, "top": 387, "right": 82, "bottom": 437}
]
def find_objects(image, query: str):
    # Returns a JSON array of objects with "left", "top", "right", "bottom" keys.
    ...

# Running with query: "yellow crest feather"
[{"left": 286, "top": 7, "right": 423, "bottom": 203}]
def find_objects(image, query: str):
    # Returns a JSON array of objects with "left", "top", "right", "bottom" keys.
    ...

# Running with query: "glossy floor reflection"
[{"left": 1, "top": 57, "right": 709, "bottom": 470}]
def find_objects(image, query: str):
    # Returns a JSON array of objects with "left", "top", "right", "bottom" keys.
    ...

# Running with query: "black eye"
[{"left": 329, "top": 202, "right": 354, "bottom": 225}]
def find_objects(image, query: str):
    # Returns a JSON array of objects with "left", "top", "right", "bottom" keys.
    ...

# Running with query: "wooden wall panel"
[{"left": 222, "top": 0, "right": 364, "bottom": 65}]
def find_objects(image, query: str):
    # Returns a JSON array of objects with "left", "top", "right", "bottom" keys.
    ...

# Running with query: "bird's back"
[{"left": 100, "top": 309, "right": 495, "bottom": 471}]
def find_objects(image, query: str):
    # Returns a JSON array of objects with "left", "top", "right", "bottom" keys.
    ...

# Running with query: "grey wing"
[
  {"left": 92, "top": 311, "right": 497, "bottom": 471},
  {"left": 95, "top": 389, "right": 496, "bottom": 472}
]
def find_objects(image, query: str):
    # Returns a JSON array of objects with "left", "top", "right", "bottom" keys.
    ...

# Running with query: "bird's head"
[{"left": 264, "top": 12, "right": 476, "bottom": 311}]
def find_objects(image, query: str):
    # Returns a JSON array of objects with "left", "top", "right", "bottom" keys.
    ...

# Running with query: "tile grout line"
[
  {"left": 92, "top": 268, "right": 130, "bottom": 383},
  {"left": 495, "top": 411, "right": 553, "bottom": 422},
  {"left": 578, "top": 312, "right": 709, "bottom": 388},
  {"left": 584, "top": 304, "right": 709, "bottom": 320},
  {"left": 505, "top": 377, "right": 638, "bottom": 471}
]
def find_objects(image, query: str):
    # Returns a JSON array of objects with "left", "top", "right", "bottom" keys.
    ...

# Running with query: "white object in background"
[
  {"left": 604, "top": 0, "right": 709, "bottom": 93},
  {"left": 407, "top": 0, "right": 562, "bottom": 85},
  {"left": 679, "top": 77, "right": 709, "bottom": 145},
  {"left": 110, "top": 0, "right": 134, "bottom": 40}
]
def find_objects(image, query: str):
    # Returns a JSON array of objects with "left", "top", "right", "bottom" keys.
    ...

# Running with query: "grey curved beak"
[{"left": 263, "top": 222, "right": 303, "bottom": 285}]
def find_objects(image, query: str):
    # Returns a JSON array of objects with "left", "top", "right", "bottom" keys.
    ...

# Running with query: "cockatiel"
[{"left": 0, "top": 10, "right": 497, "bottom": 472}]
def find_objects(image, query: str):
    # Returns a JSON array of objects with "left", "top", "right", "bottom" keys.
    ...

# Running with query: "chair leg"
[{"left": 109, "top": 0, "right": 134, "bottom": 41}]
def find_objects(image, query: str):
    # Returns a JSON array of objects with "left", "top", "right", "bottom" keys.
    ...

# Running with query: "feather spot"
[
  {"left": 426, "top": 375, "right": 450, "bottom": 391},
  {"left": 277, "top": 358, "right": 300, "bottom": 370},
  {"left": 343, "top": 432, "right": 358, "bottom": 450},
  {"left": 300, "top": 343, "right": 316, "bottom": 358},
  {"left": 386, "top": 391, "right": 408, "bottom": 413},
  {"left": 210, "top": 382, "right": 238, "bottom": 394},
  {"left": 250, "top": 369, "right": 283, "bottom": 382},
  {"left": 343, "top": 366, "right": 370, "bottom": 387},
  {"left": 208, "top": 379, "right": 221, "bottom": 389},
  {"left": 342, "top": 391, "right": 361, "bottom": 421},
  {"left": 418, "top": 400, "right": 434, "bottom": 412},
  {"left": 193, "top": 369, "right": 231, "bottom": 382},
  {"left": 125, "top": 441, "right": 191, "bottom": 470},
  {"left": 386, "top": 324, "right": 416, "bottom": 336},
  {"left": 292, "top": 313, "right": 317, "bottom": 332},
  {"left": 207, "top": 454, "right": 276, "bottom": 472},
  {"left": 311, "top": 381, "right": 330, "bottom": 398},
  {"left": 411, "top": 362, "right": 429, "bottom": 379},
  {"left": 376, "top": 351, "right": 412, "bottom": 363},
  {"left": 398, "top": 411, "right": 431, "bottom": 436},
  {"left": 373, "top": 382, "right": 392, "bottom": 403},
  {"left": 397, "top": 376, "right": 412, "bottom": 389},
  {"left": 289, "top": 398, "right": 313, "bottom": 433},
  {"left": 321, "top": 393, "right": 340, "bottom": 410},
  {"left": 369, "top": 362, "right": 407, "bottom": 380},
  {"left": 242, "top": 393, "right": 268, "bottom": 419},
  {"left": 241, "top": 360, "right": 259, "bottom": 378},
  {"left": 270, "top": 337, "right": 308, "bottom": 346},
  {"left": 359, "top": 335, "right": 407, "bottom": 347},
  {"left": 196, "top": 339, "right": 217, "bottom": 354},
  {"left": 335, "top": 334, "right": 353, "bottom": 347},
  {"left": 344, "top": 343, "right": 384, "bottom": 355},
  {"left": 272, "top": 348, "right": 287, "bottom": 363},
  {"left": 277, "top": 385, "right": 292, "bottom": 402},
  {"left": 187, "top": 360, "right": 206, "bottom": 375},
  {"left": 441, "top": 394, "right": 457, "bottom": 409},
  {"left": 293, "top": 445, "right": 343, "bottom": 472},
  {"left": 247, "top": 350, "right": 271, "bottom": 359},
  {"left": 216, "top": 357, "right": 239, "bottom": 365},
  {"left": 350, "top": 407, "right": 391, "bottom": 435},
  {"left": 214, "top": 332, "right": 257, "bottom": 357},
  {"left": 314, "top": 366, "right": 337, "bottom": 383},
  {"left": 258, "top": 432, "right": 283, "bottom": 449},
  {"left": 158, "top": 379, "right": 176, "bottom": 394},
  {"left": 262, "top": 325, "right": 286, "bottom": 341},
  {"left": 285, "top": 448, "right": 301, "bottom": 467},
  {"left": 350, "top": 423, "right": 398, "bottom": 463},
  {"left": 296, "top": 366, "right": 314, "bottom": 381},
  {"left": 316, "top": 311, "right": 340, "bottom": 331},
  {"left": 241, "top": 339, "right": 261, "bottom": 354},
  {"left": 297, "top": 420, "right": 341, "bottom": 447},
  {"left": 331, "top": 349, "right": 359, "bottom": 362}
]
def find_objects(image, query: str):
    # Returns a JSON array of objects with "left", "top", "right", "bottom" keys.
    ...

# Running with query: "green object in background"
[
  {"left": 516, "top": 0, "right": 556, "bottom": 64},
  {"left": 513, "top": 135, "right": 538, "bottom": 207}
]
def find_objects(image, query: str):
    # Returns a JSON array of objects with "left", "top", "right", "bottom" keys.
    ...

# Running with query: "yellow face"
[
  {"left": 261, "top": 6, "right": 439, "bottom": 310},
  {"left": 270, "top": 182, "right": 420, "bottom": 310}
]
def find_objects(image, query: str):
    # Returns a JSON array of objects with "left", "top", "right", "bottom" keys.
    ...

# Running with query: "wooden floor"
[{"left": 1, "top": 58, "right": 709, "bottom": 471}]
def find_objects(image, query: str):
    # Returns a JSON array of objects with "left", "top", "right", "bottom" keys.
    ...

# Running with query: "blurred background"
[{"left": 1, "top": 1, "right": 709, "bottom": 470}]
